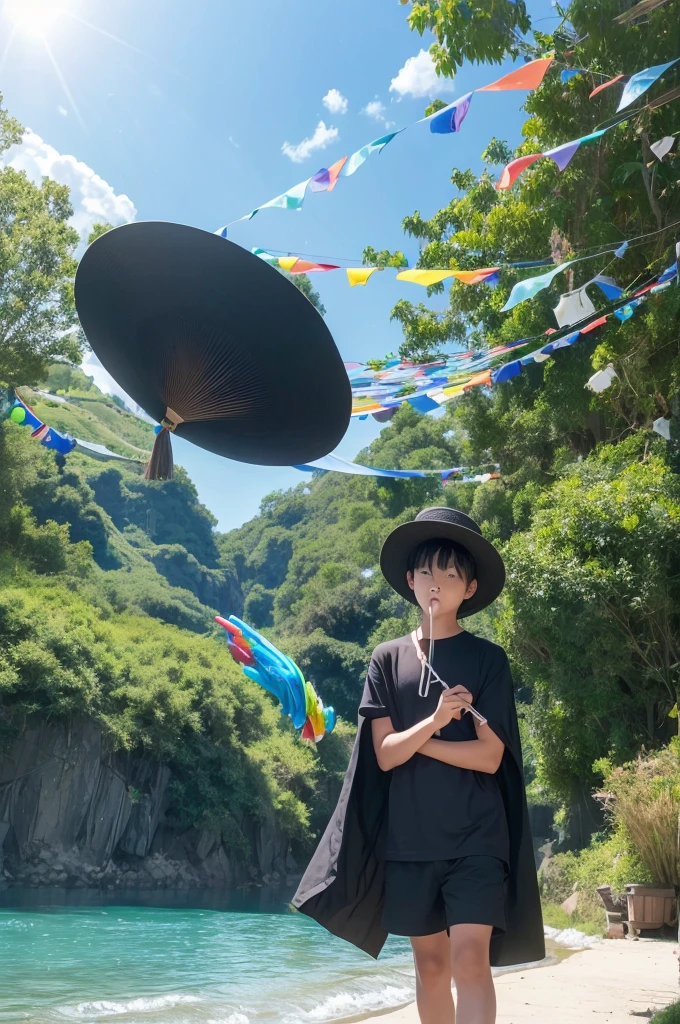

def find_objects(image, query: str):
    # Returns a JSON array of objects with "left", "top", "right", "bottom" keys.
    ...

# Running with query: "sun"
[{"left": 3, "top": 0, "right": 64, "bottom": 37}]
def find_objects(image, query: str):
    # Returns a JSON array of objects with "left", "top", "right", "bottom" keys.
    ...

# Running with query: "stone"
[
  {"left": 0, "top": 715, "right": 291, "bottom": 894},
  {"left": 560, "top": 891, "right": 579, "bottom": 917}
]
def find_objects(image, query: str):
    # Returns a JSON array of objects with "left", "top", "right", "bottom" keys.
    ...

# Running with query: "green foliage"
[
  {"left": 362, "top": 246, "right": 409, "bottom": 269},
  {"left": 497, "top": 438, "right": 680, "bottom": 817},
  {"left": 404, "top": 0, "right": 532, "bottom": 72},
  {"left": 653, "top": 1001, "right": 680, "bottom": 1024},
  {"left": 0, "top": 578, "right": 320, "bottom": 849},
  {"left": 594, "top": 742, "right": 680, "bottom": 885},
  {"left": 0, "top": 97, "right": 82, "bottom": 387},
  {"left": 278, "top": 269, "right": 326, "bottom": 317}
]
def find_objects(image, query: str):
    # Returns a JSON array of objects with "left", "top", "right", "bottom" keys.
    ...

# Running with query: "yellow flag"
[
  {"left": 347, "top": 268, "right": 378, "bottom": 287},
  {"left": 277, "top": 256, "right": 299, "bottom": 271},
  {"left": 396, "top": 269, "right": 454, "bottom": 286}
]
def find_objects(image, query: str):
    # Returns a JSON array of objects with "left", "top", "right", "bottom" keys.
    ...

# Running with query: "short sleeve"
[{"left": 359, "top": 653, "right": 391, "bottom": 720}]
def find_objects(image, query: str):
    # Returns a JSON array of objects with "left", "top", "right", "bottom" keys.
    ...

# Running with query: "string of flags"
[
  {"left": 251, "top": 229, "right": 679, "bottom": 316},
  {"left": 292, "top": 452, "right": 501, "bottom": 482},
  {"left": 346, "top": 257, "right": 678, "bottom": 418},
  {"left": 215, "top": 58, "right": 555, "bottom": 233},
  {"left": 2, "top": 389, "right": 145, "bottom": 464},
  {"left": 215, "top": 53, "right": 678, "bottom": 237}
]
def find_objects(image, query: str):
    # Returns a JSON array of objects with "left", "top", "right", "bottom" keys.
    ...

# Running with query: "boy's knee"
[
  {"left": 450, "top": 942, "right": 490, "bottom": 985},
  {"left": 414, "top": 951, "right": 451, "bottom": 987}
]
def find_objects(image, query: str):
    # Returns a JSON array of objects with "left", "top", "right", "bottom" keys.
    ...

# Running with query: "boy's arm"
[
  {"left": 371, "top": 715, "right": 439, "bottom": 771},
  {"left": 418, "top": 721, "right": 505, "bottom": 774},
  {"left": 371, "top": 689, "right": 473, "bottom": 771}
]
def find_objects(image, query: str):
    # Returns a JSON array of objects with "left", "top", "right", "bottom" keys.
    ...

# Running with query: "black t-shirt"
[{"left": 359, "top": 630, "right": 511, "bottom": 864}]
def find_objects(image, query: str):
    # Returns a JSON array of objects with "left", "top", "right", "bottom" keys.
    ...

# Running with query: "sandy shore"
[{"left": 364, "top": 937, "right": 678, "bottom": 1023}]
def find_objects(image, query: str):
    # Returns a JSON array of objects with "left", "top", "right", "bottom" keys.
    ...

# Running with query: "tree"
[
  {"left": 279, "top": 269, "right": 326, "bottom": 316},
  {"left": 0, "top": 95, "right": 82, "bottom": 387},
  {"left": 402, "top": 0, "right": 533, "bottom": 74}
]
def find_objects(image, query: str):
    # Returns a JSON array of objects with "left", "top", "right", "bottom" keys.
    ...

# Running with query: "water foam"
[
  {"left": 544, "top": 925, "right": 600, "bottom": 949},
  {"left": 66, "top": 992, "right": 201, "bottom": 1016},
  {"left": 206, "top": 1015, "right": 250, "bottom": 1024},
  {"left": 281, "top": 983, "right": 413, "bottom": 1023}
]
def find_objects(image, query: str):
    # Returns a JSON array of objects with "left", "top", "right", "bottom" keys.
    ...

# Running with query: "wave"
[
  {"left": 280, "top": 983, "right": 413, "bottom": 1024},
  {"left": 62, "top": 993, "right": 201, "bottom": 1016}
]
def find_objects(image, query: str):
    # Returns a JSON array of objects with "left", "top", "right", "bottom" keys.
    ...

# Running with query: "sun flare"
[{"left": 3, "top": 0, "right": 63, "bottom": 37}]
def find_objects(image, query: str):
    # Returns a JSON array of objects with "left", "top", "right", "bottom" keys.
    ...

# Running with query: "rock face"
[{"left": 0, "top": 717, "right": 294, "bottom": 891}]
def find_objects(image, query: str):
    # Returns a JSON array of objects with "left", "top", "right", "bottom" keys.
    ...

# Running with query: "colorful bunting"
[
  {"left": 309, "top": 157, "right": 348, "bottom": 193},
  {"left": 396, "top": 269, "right": 454, "bottom": 286},
  {"left": 347, "top": 267, "right": 379, "bottom": 287},
  {"left": 500, "top": 261, "right": 576, "bottom": 312},
  {"left": 497, "top": 128, "right": 607, "bottom": 190},
  {"left": 426, "top": 92, "right": 473, "bottom": 134},
  {"left": 617, "top": 57, "right": 679, "bottom": 111},
  {"left": 244, "top": 177, "right": 310, "bottom": 220},
  {"left": 477, "top": 57, "right": 553, "bottom": 92},
  {"left": 293, "top": 453, "right": 501, "bottom": 482},
  {"left": 217, "top": 60, "right": 555, "bottom": 231},
  {"left": 650, "top": 135, "right": 675, "bottom": 160},
  {"left": 216, "top": 53, "right": 675, "bottom": 235},
  {"left": 340, "top": 131, "right": 404, "bottom": 177},
  {"left": 590, "top": 74, "right": 627, "bottom": 99},
  {"left": 586, "top": 364, "right": 618, "bottom": 393}
]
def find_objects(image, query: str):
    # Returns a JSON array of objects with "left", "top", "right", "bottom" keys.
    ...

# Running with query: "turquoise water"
[
  {"left": 0, "top": 889, "right": 556, "bottom": 1024},
  {"left": 0, "top": 889, "right": 417, "bottom": 1024}
]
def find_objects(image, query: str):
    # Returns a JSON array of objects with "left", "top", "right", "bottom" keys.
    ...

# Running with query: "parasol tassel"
[{"left": 144, "top": 407, "right": 184, "bottom": 480}]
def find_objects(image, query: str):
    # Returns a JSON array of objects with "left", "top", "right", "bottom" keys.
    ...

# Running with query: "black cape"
[{"left": 292, "top": 646, "right": 545, "bottom": 966}]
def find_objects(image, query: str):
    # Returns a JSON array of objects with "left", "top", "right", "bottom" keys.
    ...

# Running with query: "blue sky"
[{"left": 1, "top": 0, "right": 555, "bottom": 532}]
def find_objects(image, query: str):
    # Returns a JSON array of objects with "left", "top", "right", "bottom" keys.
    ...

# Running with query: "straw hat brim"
[
  {"left": 380, "top": 519, "right": 506, "bottom": 618},
  {"left": 75, "top": 222, "right": 351, "bottom": 466}
]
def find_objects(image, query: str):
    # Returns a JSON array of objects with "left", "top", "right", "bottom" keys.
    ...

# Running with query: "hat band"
[{"left": 161, "top": 407, "right": 185, "bottom": 432}]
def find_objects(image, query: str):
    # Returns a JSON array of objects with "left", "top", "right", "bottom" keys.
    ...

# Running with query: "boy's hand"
[{"left": 432, "top": 686, "right": 473, "bottom": 729}]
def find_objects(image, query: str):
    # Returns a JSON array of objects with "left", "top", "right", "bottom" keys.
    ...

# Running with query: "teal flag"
[
  {"left": 501, "top": 261, "right": 576, "bottom": 312},
  {"left": 341, "top": 131, "right": 405, "bottom": 177}
]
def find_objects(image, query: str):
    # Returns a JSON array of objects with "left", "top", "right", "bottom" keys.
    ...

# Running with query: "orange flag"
[
  {"left": 326, "top": 156, "right": 348, "bottom": 192},
  {"left": 464, "top": 369, "right": 493, "bottom": 389},
  {"left": 452, "top": 268, "right": 500, "bottom": 285},
  {"left": 477, "top": 57, "right": 553, "bottom": 93},
  {"left": 589, "top": 74, "right": 627, "bottom": 99}
]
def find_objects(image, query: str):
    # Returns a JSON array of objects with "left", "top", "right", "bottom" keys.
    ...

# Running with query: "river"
[{"left": 0, "top": 887, "right": 571, "bottom": 1024}]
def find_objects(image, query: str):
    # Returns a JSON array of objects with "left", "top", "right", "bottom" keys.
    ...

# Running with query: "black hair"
[{"left": 406, "top": 537, "right": 476, "bottom": 587}]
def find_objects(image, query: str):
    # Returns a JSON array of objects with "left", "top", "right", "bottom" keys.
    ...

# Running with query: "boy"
[{"left": 293, "top": 507, "right": 544, "bottom": 1024}]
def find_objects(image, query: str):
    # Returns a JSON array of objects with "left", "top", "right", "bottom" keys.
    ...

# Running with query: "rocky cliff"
[{"left": 0, "top": 716, "right": 296, "bottom": 891}]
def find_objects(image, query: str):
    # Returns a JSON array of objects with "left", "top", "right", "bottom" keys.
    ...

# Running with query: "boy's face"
[{"left": 406, "top": 550, "right": 477, "bottom": 617}]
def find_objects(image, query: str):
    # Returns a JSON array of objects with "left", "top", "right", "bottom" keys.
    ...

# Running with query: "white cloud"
[
  {"left": 281, "top": 120, "right": 339, "bottom": 163},
  {"left": 3, "top": 130, "right": 137, "bottom": 242},
  {"left": 57, "top": 105, "right": 68, "bottom": 116},
  {"left": 322, "top": 88, "right": 348, "bottom": 115},
  {"left": 363, "top": 99, "right": 386, "bottom": 119},
  {"left": 361, "top": 98, "right": 396, "bottom": 129},
  {"left": 389, "top": 49, "right": 454, "bottom": 98}
]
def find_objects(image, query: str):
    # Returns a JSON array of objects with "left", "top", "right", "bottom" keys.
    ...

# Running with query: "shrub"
[
  {"left": 595, "top": 742, "right": 680, "bottom": 885},
  {"left": 654, "top": 1002, "right": 680, "bottom": 1024}
]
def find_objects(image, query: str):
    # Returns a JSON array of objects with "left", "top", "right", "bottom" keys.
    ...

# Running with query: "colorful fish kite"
[{"left": 216, "top": 615, "right": 336, "bottom": 744}]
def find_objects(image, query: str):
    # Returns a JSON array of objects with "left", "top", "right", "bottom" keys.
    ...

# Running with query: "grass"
[
  {"left": 654, "top": 1001, "right": 680, "bottom": 1022},
  {"left": 541, "top": 901, "right": 606, "bottom": 937}
]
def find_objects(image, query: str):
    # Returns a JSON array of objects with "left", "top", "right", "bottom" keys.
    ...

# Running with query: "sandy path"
[{"left": 363, "top": 938, "right": 677, "bottom": 1023}]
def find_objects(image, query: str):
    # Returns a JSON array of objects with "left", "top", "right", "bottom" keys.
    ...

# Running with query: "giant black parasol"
[{"left": 74, "top": 222, "right": 351, "bottom": 479}]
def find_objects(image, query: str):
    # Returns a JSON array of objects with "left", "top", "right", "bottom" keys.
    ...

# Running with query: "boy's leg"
[
  {"left": 410, "top": 931, "right": 455, "bottom": 1024},
  {"left": 449, "top": 923, "right": 495, "bottom": 1024}
]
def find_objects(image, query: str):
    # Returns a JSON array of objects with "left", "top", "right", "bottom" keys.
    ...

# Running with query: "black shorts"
[{"left": 382, "top": 856, "right": 508, "bottom": 937}]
